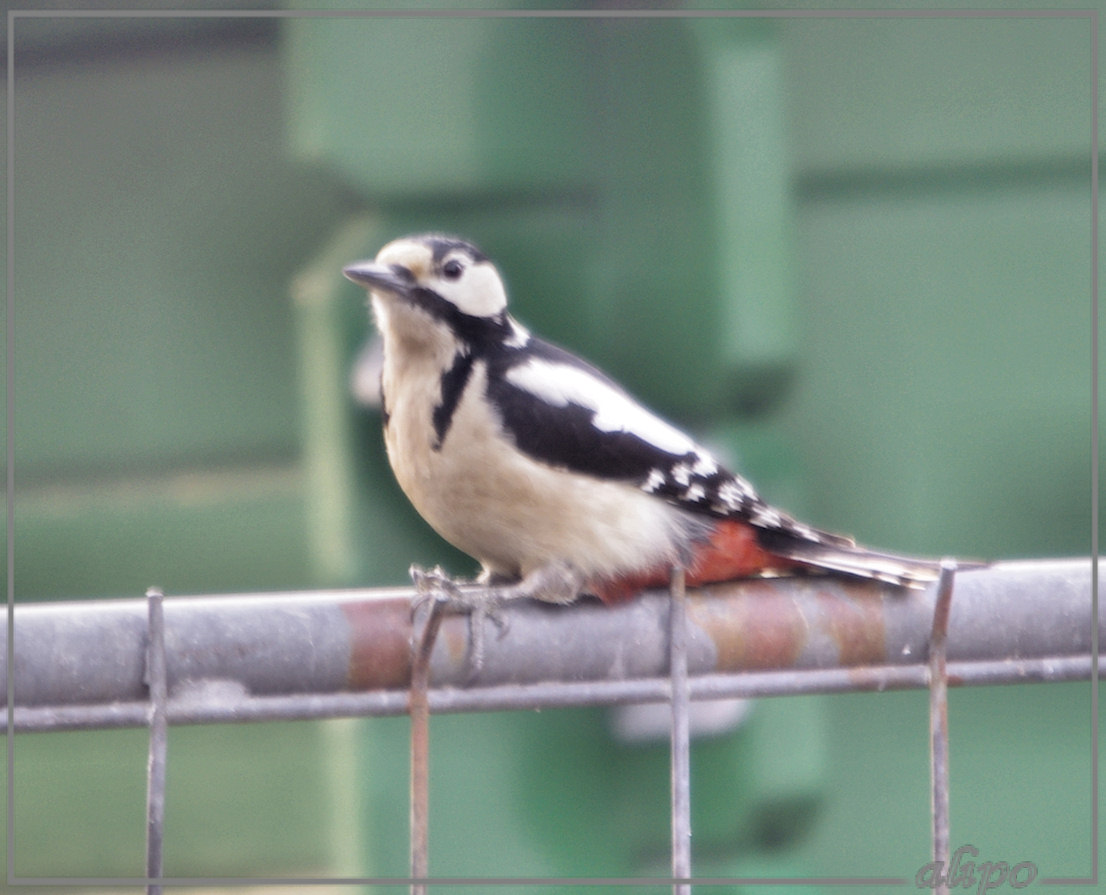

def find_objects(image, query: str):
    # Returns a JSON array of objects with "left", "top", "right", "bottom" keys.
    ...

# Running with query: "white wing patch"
[
  {"left": 506, "top": 358, "right": 700, "bottom": 457},
  {"left": 643, "top": 468, "right": 667, "bottom": 492},
  {"left": 502, "top": 355, "right": 806, "bottom": 530},
  {"left": 714, "top": 478, "right": 753, "bottom": 511}
]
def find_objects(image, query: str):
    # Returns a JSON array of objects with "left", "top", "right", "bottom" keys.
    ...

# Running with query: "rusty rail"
[{"left": 4, "top": 559, "right": 1098, "bottom": 733}]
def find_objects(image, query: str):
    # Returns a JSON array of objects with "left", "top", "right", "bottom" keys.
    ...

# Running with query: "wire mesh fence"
[{"left": 5, "top": 557, "right": 1099, "bottom": 891}]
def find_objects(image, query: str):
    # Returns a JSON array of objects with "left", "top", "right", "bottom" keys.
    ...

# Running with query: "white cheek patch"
[
  {"left": 506, "top": 359, "right": 700, "bottom": 457},
  {"left": 437, "top": 263, "right": 508, "bottom": 318}
]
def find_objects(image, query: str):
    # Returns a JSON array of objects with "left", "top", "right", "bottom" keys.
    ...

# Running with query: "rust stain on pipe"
[
  {"left": 342, "top": 598, "right": 413, "bottom": 689},
  {"left": 688, "top": 578, "right": 890, "bottom": 671},
  {"left": 814, "top": 582, "right": 888, "bottom": 666},
  {"left": 689, "top": 581, "right": 807, "bottom": 670}
]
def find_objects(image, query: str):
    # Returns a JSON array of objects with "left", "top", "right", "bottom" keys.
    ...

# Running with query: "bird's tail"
[
  {"left": 592, "top": 519, "right": 978, "bottom": 603},
  {"left": 755, "top": 528, "right": 953, "bottom": 589}
]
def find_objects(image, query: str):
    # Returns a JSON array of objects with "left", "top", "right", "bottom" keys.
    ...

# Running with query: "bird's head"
[{"left": 343, "top": 235, "right": 519, "bottom": 348}]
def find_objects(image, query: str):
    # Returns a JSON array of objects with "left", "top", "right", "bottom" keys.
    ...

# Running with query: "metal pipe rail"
[{"left": 4, "top": 558, "right": 1098, "bottom": 733}]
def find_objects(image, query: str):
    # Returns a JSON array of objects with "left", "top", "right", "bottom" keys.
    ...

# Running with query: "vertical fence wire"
[
  {"left": 669, "top": 566, "right": 692, "bottom": 894},
  {"left": 928, "top": 561, "right": 957, "bottom": 895},
  {"left": 144, "top": 587, "right": 168, "bottom": 895},
  {"left": 409, "top": 599, "right": 444, "bottom": 895}
]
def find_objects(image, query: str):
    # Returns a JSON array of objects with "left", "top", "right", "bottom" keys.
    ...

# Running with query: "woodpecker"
[{"left": 343, "top": 233, "right": 943, "bottom": 608}]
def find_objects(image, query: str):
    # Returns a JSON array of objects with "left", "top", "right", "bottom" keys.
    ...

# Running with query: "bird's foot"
[
  {"left": 409, "top": 565, "right": 509, "bottom": 675},
  {"left": 409, "top": 561, "right": 585, "bottom": 676}
]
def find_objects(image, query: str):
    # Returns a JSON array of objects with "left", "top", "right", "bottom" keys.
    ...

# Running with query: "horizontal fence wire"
[{"left": 4, "top": 558, "right": 1099, "bottom": 734}]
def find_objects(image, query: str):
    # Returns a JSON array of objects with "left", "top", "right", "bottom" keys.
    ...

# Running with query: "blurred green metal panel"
[
  {"left": 12, "top": 723, "right": 336, "bottom": 879},
  {"left": 590, "top": 18, "right": 796, "bottom": 416},
  {"left": 789, "top": 180, "right": 1091, "bottom": 558},
  {"left": 293, "top": 215, "right": 387, "bottom": 588},
  {"left": 783, "top": 17, "right": 1092, "bottom": 173},
  {"left": 11, "top": 47, "right": 339, "bottom": 478},
  {"left": 773, "top": 16, "right": 1095, "bottom": 883},
  {"left": 692, "top": 21, "right": 799, "bottom": 401},
  {"left": 791, "top": 683, "right": 1097, "bottom": 883},
  {"left": 14, "top": 466, "right": 311, "bottom": 601},
  {"left": 8, "top": 26, "right": 345, "bottom": 885},
  {"left": 12, "top": 729, "right": 148, "bottom": 878},
  {"left": 285, "top": 13, "right": 590, "bottom": 197},
  {"left": 356, "top": 705, "right": 827, "bottom": 887},
  {"left": 582, "top": 19, "right": 740, "bottom": 416}
]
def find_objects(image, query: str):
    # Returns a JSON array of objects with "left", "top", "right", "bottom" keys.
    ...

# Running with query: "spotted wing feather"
[{"left": 483, "top": 337, "right": 852, "bottom": 550}]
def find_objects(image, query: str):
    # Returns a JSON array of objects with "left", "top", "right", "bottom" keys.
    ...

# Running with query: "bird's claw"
[
  {"left": 409, "top": 564, "right": 509, "bottom": 677},
  {"left": 410, "top": 564, "right": 466, "bottom": 614}
]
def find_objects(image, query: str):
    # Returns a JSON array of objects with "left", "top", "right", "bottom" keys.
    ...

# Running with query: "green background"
[{"left": 5, "top": 3, "right": 1098, "bottom": 892}]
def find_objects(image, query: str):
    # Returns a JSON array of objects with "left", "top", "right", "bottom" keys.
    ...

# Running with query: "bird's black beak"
[{"left": 342, "top": 260, "right": 415, "bottom": 296}]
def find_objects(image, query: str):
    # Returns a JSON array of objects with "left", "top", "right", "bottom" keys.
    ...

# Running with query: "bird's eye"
[{"left": 442, "top": 259, "right": 465, "bottom": 281}]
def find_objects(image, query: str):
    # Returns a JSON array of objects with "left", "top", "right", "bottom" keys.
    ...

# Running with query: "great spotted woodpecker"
[{"left": 343, "top": 233, "right": 942, "bottom": 608}]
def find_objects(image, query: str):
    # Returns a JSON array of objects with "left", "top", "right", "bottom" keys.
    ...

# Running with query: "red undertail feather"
[
  {"left": 592, "top": 519, "right": 797, "bottom": 604},
  {"left": 591, "top": 519, "right": 946, "bottom": 604}
]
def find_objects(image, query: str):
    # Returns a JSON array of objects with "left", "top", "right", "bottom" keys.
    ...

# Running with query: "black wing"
[{"left": 484, "top": 338, "right": 763, "bottom": 519}]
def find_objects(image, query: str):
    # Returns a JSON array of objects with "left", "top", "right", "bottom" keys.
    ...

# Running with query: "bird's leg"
[
  {"left": 487, "top": 559, "right": 586, "bottom": 606},
  {"left": 409, "top": 560, "right": 585, "bottom": 673},
  {"left": 410, "top": 563, "right": 503, "bottom": 675}
]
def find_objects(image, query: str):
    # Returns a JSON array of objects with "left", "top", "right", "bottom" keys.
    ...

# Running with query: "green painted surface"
[{"left": 6, "top": 6, "right": 1097, "bottom": 889}]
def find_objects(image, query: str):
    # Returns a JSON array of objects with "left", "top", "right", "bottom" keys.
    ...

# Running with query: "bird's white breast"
[{"left": 380, "top": 336, "right": 693, "bottom": 581}]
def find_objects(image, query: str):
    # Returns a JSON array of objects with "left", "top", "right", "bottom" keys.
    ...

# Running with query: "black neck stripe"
[
  {"left": 409, "top": 286, "right": 509, "bottom": 344},
  {"left": 432, "top": 350, "right": 476, "bottom": 450}
]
